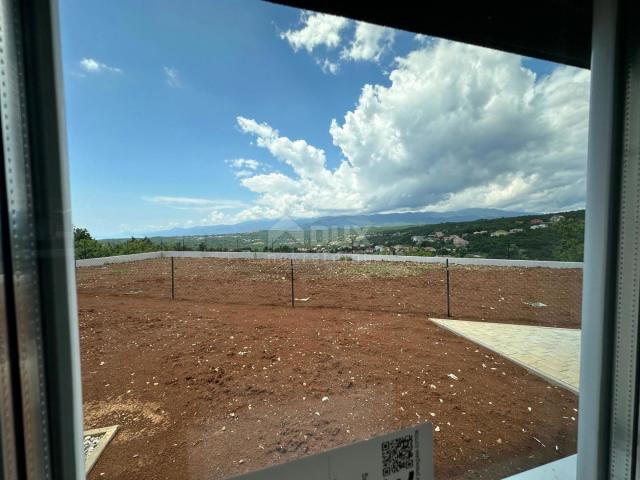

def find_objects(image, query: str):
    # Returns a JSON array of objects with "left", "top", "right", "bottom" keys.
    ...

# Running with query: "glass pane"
[{"left": 59, "top": 1, "right": 588, "bottom": 478}]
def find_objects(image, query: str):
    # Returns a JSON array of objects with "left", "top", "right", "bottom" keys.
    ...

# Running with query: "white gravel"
[{"left": 83, "top": 433, "right": 105, "bottom": 457}]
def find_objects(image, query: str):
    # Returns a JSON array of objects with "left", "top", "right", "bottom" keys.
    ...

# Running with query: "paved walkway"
[{"left": 430, "top": 318, "right": 580, "bottom": 393}]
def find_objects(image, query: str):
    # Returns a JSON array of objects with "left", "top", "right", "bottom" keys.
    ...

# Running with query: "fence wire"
[
  {"left": 291, "top": 260, "right": 447, "bottom": 315},
  {"left": 75, "top": 258, "right": 169, "bottom": 300},
  {"left": 448, "top": 264, "right": 583, "bottom": 327},
  {"left": 75, "top": 257, "right": 582, "bottom": 326}
]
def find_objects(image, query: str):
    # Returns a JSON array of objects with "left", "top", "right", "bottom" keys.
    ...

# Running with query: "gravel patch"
[{"left": 83, "top": 433, "right": 105, "bottom": 457}]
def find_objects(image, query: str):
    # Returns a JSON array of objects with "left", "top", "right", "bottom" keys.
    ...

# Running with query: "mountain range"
[{"left": 142, "top": 208, "right": 534, "bottom": 238}]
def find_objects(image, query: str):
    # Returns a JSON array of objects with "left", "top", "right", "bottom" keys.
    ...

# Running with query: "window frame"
[{"left": 1, "top": 0, "right": 638, "bottom": 478}]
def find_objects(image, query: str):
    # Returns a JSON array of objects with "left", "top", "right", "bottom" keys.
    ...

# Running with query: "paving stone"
[{"left": 430, "top": 318, "right": 580, "bottom": 393}]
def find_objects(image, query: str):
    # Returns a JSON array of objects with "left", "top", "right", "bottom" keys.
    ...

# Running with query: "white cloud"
[
  {"left": 340, "top": 22, "right": 395, "bottom": 62},
  {"left": 329, "top": 41, "right": 589, "bottom": 213},
  {"left": 232, "top": 40, "right": 589, "bottom": 220},
  {"left": 142, "top": 196, "right": 245, "bottom": 210},
  {"left": 226, "top": 158, "right": 263, "bottom": 178},
  {"left": 141, "top": 196, "right": 246, "bottom": 228},
  {"left": 227, "top": 158, "right": 260, "bottom": 170},
  {"left": 317, "top": 58, "right": 340, "bottom": 75},
  {"left": 234, "top": 117, "right": 361, "bottom": 219},
  {"left": 280, "top": 15, "right": 394, "bottom": 73},
  {"left": 237, "top": 117, "right": 331, "bottom": 180},
  {"left": 136, "top": 211, "right": 233, "bottom": 232},
  {"left": 79, "top": 57, "right": 122, "bottom": 74},
  {"left": 232, "top": 170, "right": 252, "bottom": 178},
  {"left": 414, "top": 34, "right": 432, "bottom": 45},
  {"left": 201, "top": 210, "right": 228, "bottom": 224},
  {"left": 280, "top": 12, "right": 349, "bottom": 53},
  {"left": 163, "top": 66, "right": 182, "bottom": 88}
]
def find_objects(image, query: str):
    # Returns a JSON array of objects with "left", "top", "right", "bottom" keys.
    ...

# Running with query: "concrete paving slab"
[
  {"left": 84, "top": 425, "right": 118, "bottom": 473},
  {"left": 503, "top": 454, "right": 576, "bottom": 479},
  {"left": 430, "top": 318, "right": 580, "bottom": 394}
]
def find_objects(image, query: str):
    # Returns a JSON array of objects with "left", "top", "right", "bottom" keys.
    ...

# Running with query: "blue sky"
[{"left": 59, "top": 0, "right": 589, "bottom": 238}]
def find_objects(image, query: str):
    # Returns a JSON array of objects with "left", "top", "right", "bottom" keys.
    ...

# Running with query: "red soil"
[{"left": 77, "top": 259, "right": 579, "bottom": 480}]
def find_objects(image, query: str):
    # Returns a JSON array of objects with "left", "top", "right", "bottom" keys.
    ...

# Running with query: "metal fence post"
[
  {"left": 171, "top": 256, "right": 175, "bottom": 300},
  {"left": 290, "top": 258, "right": 295, "bottom": 308},
  {"left": 446, "top": 258, "right": 451, "bottom": 317}
]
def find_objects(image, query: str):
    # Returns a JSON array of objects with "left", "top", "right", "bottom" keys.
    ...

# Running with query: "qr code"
[{"left": 381, "top": 434, "right": 414, "bottom": 477}]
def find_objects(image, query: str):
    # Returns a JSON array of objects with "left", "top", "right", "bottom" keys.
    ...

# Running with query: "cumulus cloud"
[
  {"left": 280, "top": 14, "right": 394, "bottom": 72},
  {"left": 233, "top": 40, "right": 589, "bottom": 220},
  {"left": 280, "top": 12, "right": 349, "bottom": 53},
  {"left": 237, "top": 117, "right": 331, "bottom": 180},
  {"left": 335, "top": 42, "right": 589, "bottom": 212},
  {"left": 163, "top": 66, "right": 182, "bottom": 87},
  {"left": 340, "top": 22, "right": 395, "bottom": 62},
  {"left": 79, "top": 57, "right": 122, "bottom": 74},
  {"left": 233, "top": 116, "right": 361, "bottom": 219}
]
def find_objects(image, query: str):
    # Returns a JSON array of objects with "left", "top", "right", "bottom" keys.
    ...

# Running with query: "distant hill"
[
  {"left": 142, "top": 208, "right": 533, "bottom": 238},
  {"left": 86, "top": 209, "right": 584, "bottom": 261}
]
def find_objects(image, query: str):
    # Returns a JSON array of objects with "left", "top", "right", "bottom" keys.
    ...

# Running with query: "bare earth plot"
[
  {"left": 76, "top": 258, "right": 582, "bottom": 327},
  {"left": 77, "top": 259, "right": 580, "bottom": 480}
]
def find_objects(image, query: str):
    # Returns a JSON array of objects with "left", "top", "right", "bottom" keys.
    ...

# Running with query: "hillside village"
[
  {"left": 300, "top": 214, "right": 570, "bottom": 258},
  {"left": 182, "top": 210, "right": 583, "bottom": 261},
  {"left": 86, "top": 210, "right": 584, "bottom": 262}
]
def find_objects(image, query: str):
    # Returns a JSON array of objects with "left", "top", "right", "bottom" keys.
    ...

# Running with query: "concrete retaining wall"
[
  {"left": 76, "top": 250, "right": 583, "bottom": 269},
  {"left": 75, "top": 252, "right": 162, "bottom": 267}
]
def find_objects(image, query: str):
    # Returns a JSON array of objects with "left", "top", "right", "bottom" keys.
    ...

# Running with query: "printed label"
[{"left": 231, "top": 423, "right": 433, "bottom": 480}]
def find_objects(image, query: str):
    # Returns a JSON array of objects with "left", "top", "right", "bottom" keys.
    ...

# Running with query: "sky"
[{"left": 59, "top": 0, "right": 590, "bottom": 239}]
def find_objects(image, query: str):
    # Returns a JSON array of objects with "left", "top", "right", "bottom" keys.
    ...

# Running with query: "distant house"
[
  {"left": 411, "top": 235, "right": 426, "bottom": 243},
  {"left": 434, "top": 231, "right": 444, "bottom": 238},
  {"left": 374, "top": 245, "right": 385, "bottom": 252},
  {"left": 530, "top": 224, "right": 548, "bottom": 230},
  {"left": 530, "top": 218, "right": 544, "bottom": 225},
  {"left": 392, "top": 245, "right": 406, "bottom": 254},
  {"left": 473, "top": 230, "right": 488, "bottom": 235},
  {"left": 509, "top": 228, "right": 524, "bottom": 234},
  {"left": 452, "top": 236, "right": 469, "bottom": 247},
  {"left": 550, "top": 215, "right": 566, "bottom": 223},
  {"left": 490, "top": 230, "right": 509, "bottom": 237}
]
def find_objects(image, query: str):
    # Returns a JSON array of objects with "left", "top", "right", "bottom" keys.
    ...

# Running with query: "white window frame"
[{"left": 0, "top": 0, "right": 638, "bottom": 478}]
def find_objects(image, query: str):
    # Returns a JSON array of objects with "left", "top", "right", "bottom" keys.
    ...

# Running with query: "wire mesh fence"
[
  {"left": 75, "top": 256, "right": 582, "bottom": 327},
  {"left": 173, "top": 257, "right": 292, "bottom": 307},
  {"left": 448, "top": 264, "right": 582, "bottom": 327},
  {"left": 75, "top": 258, "right": 170, "bottom": 300},
  {"left": 291, "top": 259, "right": 447, "bottom": 315}
]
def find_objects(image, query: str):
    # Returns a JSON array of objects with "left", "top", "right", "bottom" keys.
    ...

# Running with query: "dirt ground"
[
  {"left": 77, "top": 259, "right": 580, "bottom": 480},
  {"left": 77, "top": 258, "right": 582, "bottom": 328}
]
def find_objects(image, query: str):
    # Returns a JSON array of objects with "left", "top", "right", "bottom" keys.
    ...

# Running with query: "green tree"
[
  {"left": 73, "top": 227, "right": 110, "bottom": 259},
  {"left": 73, "top": 227, "right": 92, "bottom": 242},
  {"left": 552, "top": 218, "right": 585, "bottom": 261}
]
